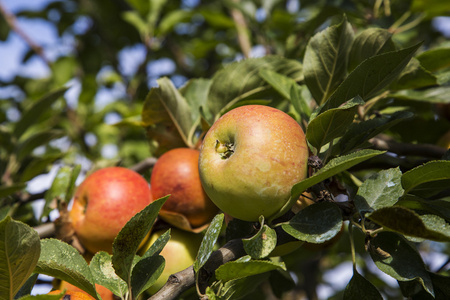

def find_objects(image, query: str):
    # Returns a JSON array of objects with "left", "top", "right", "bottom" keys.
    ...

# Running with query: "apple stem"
[{"left": 215, "top": 140, "right": 235, "bottom": 159}]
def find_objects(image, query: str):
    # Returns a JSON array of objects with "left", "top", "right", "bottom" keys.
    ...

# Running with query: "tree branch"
[
  {"left": 369, "top": 134, "right": 447, "bottom": 159},
  {"left": 149, "top": 239, "right": 246, "bottom": 300},
  {"left": 0, "top": 0, "right": 50, "bottom": 66},
  {"left": 129, "top": 157, "right": 157, "bottom": 173},
  {"left": 229, "top": 0, "right": 252, "bottom": 58}
]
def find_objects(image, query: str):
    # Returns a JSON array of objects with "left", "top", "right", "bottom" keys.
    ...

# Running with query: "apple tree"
[{"left": 1, "top": 0, "right": 450, "bottom": 299}]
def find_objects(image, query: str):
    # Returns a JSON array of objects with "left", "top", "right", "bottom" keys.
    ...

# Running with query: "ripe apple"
[
  {"left": 57, "top": 281, "right": 114, "bottom": 300},
  {"left": 142, "top": 228, "right": 203, "bottom": 294},
  {"left": 48, "top": 290, "right": 93, "bottom": 300},
  {"left": 150, "top": 148, "right": 219, "bottom": 228},
  {"left": 69, "top": 166, "right": 153, "bottom": 254},
  {"left": 198, "top": 105, "right": 309, "bottom": 222}
]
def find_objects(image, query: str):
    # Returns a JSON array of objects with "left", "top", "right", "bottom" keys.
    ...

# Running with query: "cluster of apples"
[
  {"left": 66, "top": 147, "right": 216, "bottom": 295},
  {"left": 59, "top": 105, "right": 316, "bottom": 297}
]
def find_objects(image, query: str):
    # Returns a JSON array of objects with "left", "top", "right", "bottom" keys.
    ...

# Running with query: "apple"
[
  {"left": 198, "top": 105, "right": 309, "bottom": 222},
  {"left": 57, "top": 281, "right": 114, "bottom": 300},
  {"left": 69, "top": 166, "right": 153, "bottom": 254},
  {"left": 142, "top": 228, "right": 203, "bottom": 294},
  {"left": 150, "top": 148, "right": 219, "bottom": 228},
  {"left": 437, "top": 129, "right": 450, "bottom": 149},
  {"left": 48, "top": 290, "right": 93, "bottom": 300}
]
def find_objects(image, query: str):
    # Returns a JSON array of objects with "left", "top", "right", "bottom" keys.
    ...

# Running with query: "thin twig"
[
  {"left": 369, "top": 134, "right": 447, "bottom": 159},
  {"left": 0, "top": 0, "right": 50, "bottom": 66},
  {"left": 229, "top": 0, "right": 252, "bottom": 58}
]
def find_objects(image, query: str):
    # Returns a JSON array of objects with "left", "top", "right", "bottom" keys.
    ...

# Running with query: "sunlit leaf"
[
  {"left": 282, "top": 202, "right": 342, "bottom": 244},
  {"left": 0, "top": 217, "right": 40, "bottom": 300},
  {"left": 35, "top": 239, "right": 98, "bottom": 300},
  {"left": 354, "top": 167, "right": 404, "bottom": 214},
  {"left": 112, "top": 197, "right": 167, "bottom": 284},
  {"left": 320, "top": 43, "right": 421, "bottom": 112},
  {"left": 369, "top": 232, "right": 434, "bottom": 297},
  {"left": 194, "top": 213, "right": 224, "bottom": 272},
  {"left": 306, "top": 96, "right": 363, "bottom": 151},
  {"left": 304, "top": 16, "right": 354, "bottom": 104},
  {"left": 291, "top": 149, "right": 385, "bottom": 200},
  {"left": 348, "top": 28, "right": 396, "bottom": 72},
  {"left": 215, "top": 257, "right": 286, "bottom": 282}
]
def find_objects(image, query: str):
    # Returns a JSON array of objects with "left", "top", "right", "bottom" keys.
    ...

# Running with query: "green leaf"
[
  {"left": 306, "top": 96, "right": 363, "bottom": 151},
  {"left": 304, "top": 16, "right": 354, "bottom": 105},
  {"left": 389, "top": 86, "right": 450, "bottom": 104},
  {"left": 179, "top": 78, "right": 212, "bottom": 126},
  {"left": 142, "top": 78, "right": 194, "bottom": 148},
  {"left": 397, "top": 195, "right": 450, "bottom": 222},
  {"left": 390, "top": 58, "right": 437, "bottom": 90},
  {"left": 282, "top": 202, "right": 342, "bottom": 243},
  {"left": 338, "top": 111, "right": 413, "bottom": 154},
  {"left": 416, "top": 47, "right": 450, "bottom": 72},
  {"left": 14, "top": 274, "right": 38, "bottom": 299},
  {"left": 35, "top": 239, "right": 98, "bottom": 300},
  {"left": 290, "top": 84, "right": 313, "bottom": 124},
  {"left": 354, "top": 167, "right": 404, "bottom": 214},
  {"left": 13, "top": 87, "right": 68, "bottom": 139},
  {"left": 291, "top": 149, "right": 385, "bottom": 200},
  {"left": 42, "top": 165, "right": 81, "bottom": 219},
  {"left": 348, "top": 28, "right": 396, "bottom": 72},
  {"left": 89, "top": 252, "right": 127, "bottom": 298},
  {"left": 411, "top": 0, "right": 450, "bottom": 19},
  {"left": 243, "top": 223, "right": 277, "bottom": 259},
  {"left": 215, "top": 257, "right": 286, "bottom": 282},
  {"left": 158, "top": 10, "right": 193, "bottom": 36},
  {"left": 206, "top": 56, "right": 303, "bottom": 120},
  {"left": 122, "top": 11, "right": 148, "bottom": 35},
  {"left": 368, "top": 232, "right": 434, "bottom": 297},
  {"left": 344, "top": 270, "right": 382, "bottom": 300},
  {"left": 194, "top": 213, "right": 224, "bottom": 272},
  {"left": 112, "top": 196, "right": 167, "bottom": 284},
  {"left": 0, "top": 217, "right": 40, "bottom": 300},
  {"left": 259, "top": 69, "right": 298, "bottom": 100},
  {"left": 20, "top": 153, "right": 64, "bottom": 182},
  {"left": 0, "top": 183, "right": 26, "bottom": 198},
  {"left": 401, "top": 161, "right": 450, "bottom": 194},
  {"left": 368, "top": 207, "right": 450, "bottom": 242},
  {"left": 141, "top": 229, "right": 171, "bottom": 259},
  {"left": 214, "top": 273, "right": 270, "bottom": 300},
  {"left": 131, "top": 255, "right": 165, "bottom": 298},
  {"left": 16, "top": 130, "right": 65, "bottom": 162},
  {"left": 320, "top": 43, "right": 421, "bottom": 112}
]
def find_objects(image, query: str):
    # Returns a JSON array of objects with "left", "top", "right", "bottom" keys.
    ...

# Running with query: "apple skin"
[
  {"left": 70, "top": 166, "right": 153, "bottom": 254},
  {"left": 150, "top": 148, "right": 219, "bottom": 228},
  {"left": 48, "top": 290, "right": 93, "bottom": 300},
  {"left": 142, "top": 228, "right": 203, "bottom": 294},
  {"left": 437, "top": 130, "right": 450, "bottom": 149},
  {"left": 198, "top": 105, "right": 309, "bottom": 222},
  {"left": 57, "top": 281, "right": 114, "bottom": 300}
]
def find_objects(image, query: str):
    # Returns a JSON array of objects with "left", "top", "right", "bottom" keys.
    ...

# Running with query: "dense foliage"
[{"left": 1, "top": 0, "right": 450, "bottom": 299}]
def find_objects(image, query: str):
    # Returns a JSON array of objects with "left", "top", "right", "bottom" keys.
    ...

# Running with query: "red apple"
[
  {"left": 150, "top": 148, "right": 219, "bottom": 228},
  {"left": 69, "top": 166, "right": 153, "bottom": 254},
  {"left": 198, "top": 105, "right": 309, "bottom": 222}
]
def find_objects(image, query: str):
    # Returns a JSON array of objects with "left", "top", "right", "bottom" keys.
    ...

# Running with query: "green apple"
[
  {"left": 69, "top": 166, "right": 153, "bottom": 254},
  {"left": 144, "top": 228, "right": 203, "bottom": 294},
  {"left": 198, "top": 105, "right": 309, "bottom": 222}
]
